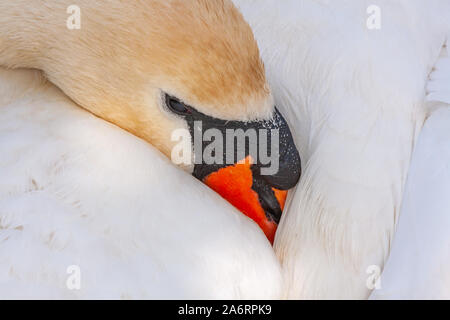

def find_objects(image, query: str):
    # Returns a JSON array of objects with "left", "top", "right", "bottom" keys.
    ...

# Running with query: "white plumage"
[
  {"left": 370, "top": 42, "right": 450, "bottom": 299},
  {"left": 0, "top": 68, "right": 282, "bottom": 299},
  {"left": 234, "top": 0, "right": 450, "bottom": 298},
  {"left": 370, "top": 107, "right": 450, "bottom": 299},
  {"left": 2, "top": 0, "right": 450, "bottom": 299},
  {"left": 427, "top": 43, "right": 450, "bottom": 106}
]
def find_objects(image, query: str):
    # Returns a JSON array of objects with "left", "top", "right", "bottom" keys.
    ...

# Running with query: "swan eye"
[{"left": 165, "top": 94, "right": 191, "bottom": 115}]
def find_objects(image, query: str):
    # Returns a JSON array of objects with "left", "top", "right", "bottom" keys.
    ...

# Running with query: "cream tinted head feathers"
[{"left": 0, "top": 0, "right": 273, "bottom": 157}]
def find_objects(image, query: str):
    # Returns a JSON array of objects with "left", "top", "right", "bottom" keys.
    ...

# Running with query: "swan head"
[{"left": 23, "top": 0, "right": 301, "bottom": 242}]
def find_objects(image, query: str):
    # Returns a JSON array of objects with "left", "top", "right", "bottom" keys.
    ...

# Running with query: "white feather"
[
  {"left": 234, "top": 0, "right": 450, "bottom": 298},
  {"left": 371, "top": 43, "right": 450, "bottom": 300},
  {"left": 0, "top": 67, "right": 282, "bottom": 299},
  {"left": 427, "top": 42, "right": 450, "bottom": 105},
  {"left": 370, "top": 106, "right": 450, "bottom": 299}
]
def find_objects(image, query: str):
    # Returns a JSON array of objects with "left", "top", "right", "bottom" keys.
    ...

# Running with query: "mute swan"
[
  {"left": 370, "top": 43, "right": 450, "bottom": 299},
  {"left": 0, "top": 67, "right": 283, "bottom": 299},
  {"left": 234, "top": 0, "right": 450, "bottom": 298},
  {"left": 0, "top": 0, "right": 301, "bottom": 244},
  {"left": 0, "top": 0, "right": 302, "bottom": 298}
]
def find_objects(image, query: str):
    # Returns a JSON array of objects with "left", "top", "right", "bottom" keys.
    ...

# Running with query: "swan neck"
[{"left": 0, "top": 1, "right": 67, "bottom": 69}]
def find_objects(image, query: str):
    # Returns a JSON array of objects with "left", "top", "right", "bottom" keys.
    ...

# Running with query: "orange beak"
[{"left": 204, "top": 156, "right": 287, "bottom": 244}]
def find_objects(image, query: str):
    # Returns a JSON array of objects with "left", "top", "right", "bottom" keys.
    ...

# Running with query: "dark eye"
[{"left": 165, "top": 94, "right": 191, "bottom": 115}]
